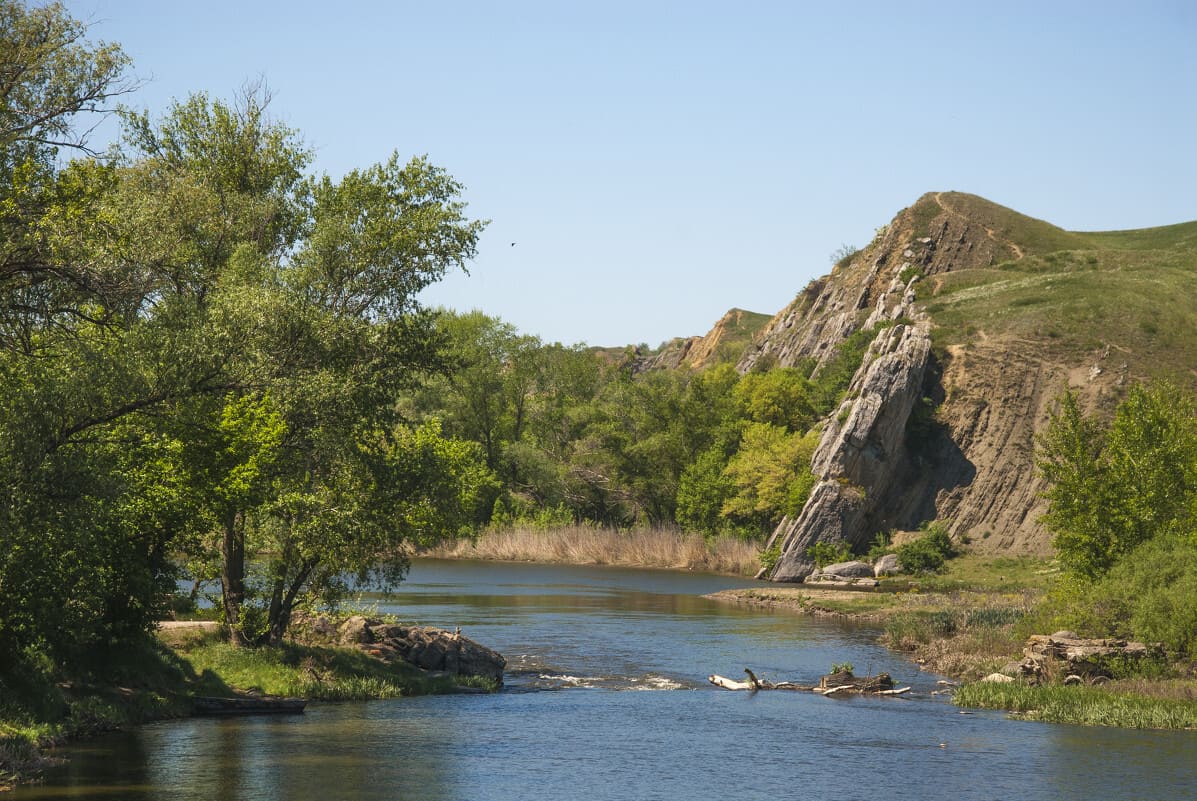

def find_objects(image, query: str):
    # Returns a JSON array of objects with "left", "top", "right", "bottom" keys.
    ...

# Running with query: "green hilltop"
[{"left": 906, "top": 193, "right": 1197, "bottom": 379}]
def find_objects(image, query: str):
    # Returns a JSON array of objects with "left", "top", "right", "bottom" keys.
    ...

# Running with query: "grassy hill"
[{"left": 914, "top": 196, "right": 1197, "bottom": 379}]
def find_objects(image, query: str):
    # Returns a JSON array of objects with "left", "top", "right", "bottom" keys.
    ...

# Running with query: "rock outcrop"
[
  {"left": 742, "top": 191, "right": 1148, "bottom": 580},
  {"left": 1018, "top": 632, "right": 1163, "bottom": 683},
  {"left": 771, "top": 320, "right": 932, "bottom": 581},
  {"left": 296, "top": 614, "right": 506, "bottom": 684},
  {"left": 633, "top": 308, "right": 771, "bottom": 373}
]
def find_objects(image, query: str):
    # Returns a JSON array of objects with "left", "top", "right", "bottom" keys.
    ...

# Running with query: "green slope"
[{"left": 916, "top": 200, "right": 1197, "bottom": 376}]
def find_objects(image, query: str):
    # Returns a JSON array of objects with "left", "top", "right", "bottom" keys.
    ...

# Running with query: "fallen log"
[{"left": 708, "top": 668, "right": 905, "bottom": 696}]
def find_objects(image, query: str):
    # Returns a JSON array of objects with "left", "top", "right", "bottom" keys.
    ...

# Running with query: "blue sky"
[{"left": 64, "top": 1, "right": 1196, "bottom": 347}]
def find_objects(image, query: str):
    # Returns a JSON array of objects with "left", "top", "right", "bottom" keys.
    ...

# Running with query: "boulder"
[
  {"left": 378, "top": 626, "right": 506, "bottom": 684},
  {"left": 873, "top": 554, "right": 902, "bottom": 576},
  {"left": 296, "top": 614, "right": 506, "bottom": 685},
  {"left": 820, "top": 560, "right": 875, "bottom": 578},
  {"left": 337, "top": 615, "right": 373, "bottom": 645},
  {"left": 981, "top": 672, "right": 1016, "bottom": 683}
]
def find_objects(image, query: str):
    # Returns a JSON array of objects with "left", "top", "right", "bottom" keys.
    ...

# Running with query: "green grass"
[
  {"left": 899, "top": 554, "right": 1059, "bottom": 594},
  {"left": 172, "top": 630, "right": 484, "bottom": 700},
  {"left": 954, "top": 681, "right": 1197, "bottom": 729},
  {"left": 916, "top": 202, "right": 1197, "bottom": 380},
  {"left": 1, "top": 628, "right": 498, "bottom": 787}
]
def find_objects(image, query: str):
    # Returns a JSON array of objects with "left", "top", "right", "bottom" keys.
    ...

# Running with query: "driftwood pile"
[{"left": 708, "top": 668, "right": 911, "bottom": 697}]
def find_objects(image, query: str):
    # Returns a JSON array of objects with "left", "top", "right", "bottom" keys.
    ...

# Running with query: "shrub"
[
  {"left": 896, "top": 522, "right": 955, "bottom": 573},
  {"left": 758, "top": 542, "right": 782, "bottom": 573},
  {"left": 806, "top": 539, "right": 853, "bottom": 569},
  {"left": 1053, "top": 535, "right": 1197, "bottom": 659},
  {"left": 865, "top": 530, "right": 892, "bottom": 561}
]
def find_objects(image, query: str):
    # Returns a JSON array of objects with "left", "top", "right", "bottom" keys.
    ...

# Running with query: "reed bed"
[{"left": 423, "top": 524, "right": 762, "bottom": 576}]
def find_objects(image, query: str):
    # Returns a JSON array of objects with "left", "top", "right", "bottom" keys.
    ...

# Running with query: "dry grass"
[{"left": 423, "top": 525, "right": 762, "bottom": 576}]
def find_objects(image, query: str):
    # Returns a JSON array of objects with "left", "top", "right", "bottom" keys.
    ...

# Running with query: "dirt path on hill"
[{"left": 934, "top": 191, "right": 1025, "bottom": 260}]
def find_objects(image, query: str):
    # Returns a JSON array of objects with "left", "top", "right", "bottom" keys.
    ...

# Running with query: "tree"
[
  {"left": 722, "top": 422, "right": 819, "bottom": 526},
  {"left": 1036, "top": 391, "right": 1113, "bottom": 579},
  {"left": 111, "top": 90, "right": 489, "bottom": 645},
  {"left": 0, "top": 0, "right": 156, "bottom": 668},
  {"left": 1038, "top": 382, "right": 1197, "bottom": 579}
]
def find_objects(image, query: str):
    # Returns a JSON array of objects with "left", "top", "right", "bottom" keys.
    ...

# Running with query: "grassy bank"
[
  {"left": 709, "top": 552, "right": 1197, "bottom": 729},
  {"left": 422, "top": 524, "right": 762, "bottom": 576},
  {"left": 1, "top": 624, "right": 494, "bottom": 789},
  {"left": 954, "top": 680, "right": 1197, "bottom": 728},
  {"left": 159, "top": 626, "right": 496, "bottom": 699}
]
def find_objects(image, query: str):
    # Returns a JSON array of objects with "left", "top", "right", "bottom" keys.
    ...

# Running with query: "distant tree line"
[{"left": 412, "top": 311, "right": 891, "bottom": 538}]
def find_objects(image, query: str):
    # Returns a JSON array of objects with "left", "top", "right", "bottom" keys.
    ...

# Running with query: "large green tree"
[
  {"left": 1038, "top": 382, "right": 1197, "bottom": 579},
  {"left": 107, "top": 90, "right": 491, "bottom": 645},
  {"left": 0, "top": 0, "right": 492, "bottom": 661}
]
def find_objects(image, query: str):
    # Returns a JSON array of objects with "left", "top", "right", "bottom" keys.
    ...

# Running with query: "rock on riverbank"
[{"left": 294, "top": 615, "right": 507, "bottom": 685}]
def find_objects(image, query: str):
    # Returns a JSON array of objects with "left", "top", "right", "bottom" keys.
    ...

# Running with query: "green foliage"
[
  {"left": 865, "top": 530, "right": 893, "bottom": 560},
  {"left": 758, "top": 541, "right": 782, "bottom": 573},
  {"left": 733, "top": 368, "right": 817, "bottom": 432},
  {"left": 896, "top": 522, "right": 956, "bottom": 573},
  {"left": 1038, "top": 383, "right": 1197, "bottom": 579},
  {"left": 723, "top": 424, "right": 819, "bottom": 522},
  {"left": 1049, "top": 536, "right": 1197, "bottom": 659},
  {"left": 805, "top": 539, "right": 854, "bottom": 569},
  {"left": 676, "top": 446, "right": 739, "bottom": 535},
  {"left": 829, "top": 662, "right": 854, "bottom": 674}
]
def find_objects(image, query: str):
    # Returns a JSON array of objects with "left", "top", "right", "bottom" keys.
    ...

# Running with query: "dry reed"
[{"left": 422, "top": 524, "right": 761, "bottom": 576}]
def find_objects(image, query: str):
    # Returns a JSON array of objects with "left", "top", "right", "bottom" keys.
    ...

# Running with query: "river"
[{"left": 14, "top": 559, "right": 1197, "bottom": 800}]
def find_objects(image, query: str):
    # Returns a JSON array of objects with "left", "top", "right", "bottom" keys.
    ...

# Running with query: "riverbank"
[
  {"left": 420, "top": 524, "right": 762, "bottom": 576},
  {"left": 705, "top": 554, "right": 1197, "bottom": 730},
  {"left": 0, "top": 621, "right": 498, "bottom": 791}
]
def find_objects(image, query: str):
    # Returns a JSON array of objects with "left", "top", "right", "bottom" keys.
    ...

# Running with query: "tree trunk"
[
  {"left": 221, "top": 510, "right": 250, "bottom": 647},
  {"left": 263, "top": 557, "right": 317, "bottom": 646}
]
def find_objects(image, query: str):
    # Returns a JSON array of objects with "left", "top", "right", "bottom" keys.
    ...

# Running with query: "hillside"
[
  {"left": 595, "top": 307, "right": 772, "bottom": 372},
  {"left": 735, "top": 192, "right": 1197, "bottom": 580}
]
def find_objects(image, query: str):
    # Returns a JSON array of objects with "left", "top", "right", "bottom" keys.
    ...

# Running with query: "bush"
[
  {"left": 806, "top": 539, "right": 853, "bottom": 568},
  {"left": 1053, "top": 535, "right": 1197, "bottom": 659},
  {"left": 758, "top": 542, "right": 782, "bottom": 573},
  {"left": 896, "top": 522, "right": 955, "bottom": 573}
]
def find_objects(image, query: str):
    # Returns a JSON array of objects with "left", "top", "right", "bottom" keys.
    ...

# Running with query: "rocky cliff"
[
  {"left": 631, "top": 308, "right": 771, "bottom": 373},
  {"left": 756, "top": 191, "right": 1171, "bottom": 580}
]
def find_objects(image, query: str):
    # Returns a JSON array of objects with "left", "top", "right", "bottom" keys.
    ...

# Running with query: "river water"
[{"left": 15, "top": 559, "right": 1197, "bottom": 800}]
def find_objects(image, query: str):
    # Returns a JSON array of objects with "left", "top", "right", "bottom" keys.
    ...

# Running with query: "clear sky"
[{"left": 63, "top": 1, "right": 1197, "bottom": 348}]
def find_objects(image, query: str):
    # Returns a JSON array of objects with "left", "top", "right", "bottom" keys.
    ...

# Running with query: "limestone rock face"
[{"left": 771, "top": 322, "right": 932, "bottom": 582}]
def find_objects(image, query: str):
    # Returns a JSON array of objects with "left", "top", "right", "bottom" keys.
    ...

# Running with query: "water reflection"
[{"left": 18, "top": 559, "right": 1197, "bottom": 801}]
